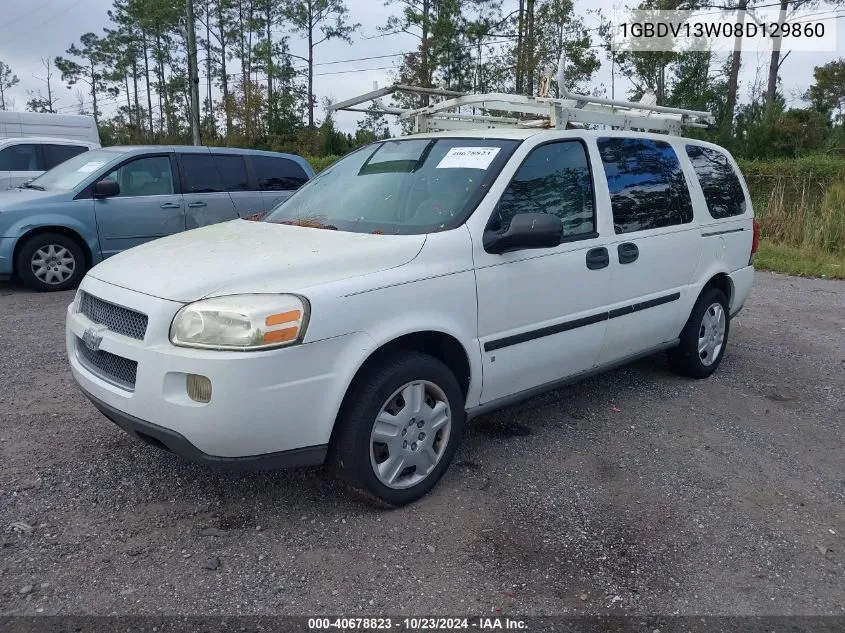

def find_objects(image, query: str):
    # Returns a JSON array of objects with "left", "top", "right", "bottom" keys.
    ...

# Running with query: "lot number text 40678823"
[{"left": 307, "top": 617, "right": 528, "bottom": 630}]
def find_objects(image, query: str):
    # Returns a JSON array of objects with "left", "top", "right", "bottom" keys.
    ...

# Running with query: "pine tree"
[
  {"left": 283, "top": 0, "right": 359, "bottom": 128},
  {"left": 0, "top": 60, "right": 20, "bottom": 111},
  {"left": 55, "top": 33, "right": 108, "bottom": 126}
]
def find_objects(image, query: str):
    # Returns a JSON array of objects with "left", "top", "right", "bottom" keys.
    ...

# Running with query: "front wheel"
[
  {"left": 668, "top": 287, "right": 730, "bottom": 378},
  {"left": 328, "top": 351, "right": 465, "bottom": 507},
  {"left": 16, "top": 233, "right": 86, "bottom": 292}
]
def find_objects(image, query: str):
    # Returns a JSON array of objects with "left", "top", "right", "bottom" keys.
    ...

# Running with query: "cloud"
[{"left": 1, "top": 0, "right": 838, "bottom": 133}]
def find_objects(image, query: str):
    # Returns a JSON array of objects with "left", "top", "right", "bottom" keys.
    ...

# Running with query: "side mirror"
[
  {"left": 483, "top": 212, "right": 563, "bottom": 254},
  {"left": 94, "top": 179, "right": 120, "bottom": 198}
]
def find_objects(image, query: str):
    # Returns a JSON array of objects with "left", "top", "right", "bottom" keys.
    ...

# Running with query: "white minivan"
[{"left": 65, "top": 128, "right": 757, "bottom": 506}]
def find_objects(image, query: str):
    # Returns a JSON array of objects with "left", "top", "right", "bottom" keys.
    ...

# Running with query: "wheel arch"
[
  {"left": 13, "top": 225, "right": 94, "bottom": 274},
  {"left": 701, "top": 271, "right": 734, "bottom": 308},
  {"left": 329, "top": 329, "right": 477, "bottom": 441},
  {"left": 376, "top": 330, "right": 473, "bottom": 399}
]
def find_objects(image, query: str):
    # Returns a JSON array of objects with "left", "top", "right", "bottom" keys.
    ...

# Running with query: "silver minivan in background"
[{"left": 0, "top": 137, "right": 100, "bottom": 189}]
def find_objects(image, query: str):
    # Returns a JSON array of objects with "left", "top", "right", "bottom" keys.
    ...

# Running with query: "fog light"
[{"left": 187, "top": 374, "right": 212, "bottom": 403}]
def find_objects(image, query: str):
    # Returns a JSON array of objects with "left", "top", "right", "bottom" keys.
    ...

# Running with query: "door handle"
[
  {"left": 617, "top": 242, "right": 639, "bottom": 264},
  {"left": 585, "top": 247, "right": 610, "bottom": 270},
  {"left": 160, "top": 202, "right": 181, "bottom": 209},
  {"left": 188, "top": 201, "right": 207, "bottom": 208}
]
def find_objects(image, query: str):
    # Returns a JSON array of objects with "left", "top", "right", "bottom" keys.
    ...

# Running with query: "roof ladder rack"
[{"left": 328, "top": 56, "right": 715, "bottom": 137}]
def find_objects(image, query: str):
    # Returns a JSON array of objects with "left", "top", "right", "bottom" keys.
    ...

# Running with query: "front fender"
[
  {"left": 365, "top": 319, "right": 482, "bottom": 408},
  {"left": 303, "top": 227, "right": 481, "bottom": 414},
  {"left": 317, "top": 268, "right": 482, "bottom": 413},
  {"left": 3, "top": 211, "right": 101, "bottom": 265}
]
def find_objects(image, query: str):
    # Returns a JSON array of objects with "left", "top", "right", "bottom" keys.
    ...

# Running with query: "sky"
[{"left": 0, "top": 0, "right": 843, "bottom": 134}]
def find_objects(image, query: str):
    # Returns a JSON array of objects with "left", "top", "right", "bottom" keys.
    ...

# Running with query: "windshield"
[
  {"left": 264, "top": 138, "right": 520, "bottom": 234},
  {"left": 28, "top": 149, "right": 120, "bottom": 191}
]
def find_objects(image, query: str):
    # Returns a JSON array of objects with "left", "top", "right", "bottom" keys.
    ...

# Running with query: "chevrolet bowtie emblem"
[{"left": 82, "top": 325, "right": 108, "bottom": 352}]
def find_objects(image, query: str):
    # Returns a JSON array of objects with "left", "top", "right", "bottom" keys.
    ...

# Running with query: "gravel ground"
[{"left": 0, "top": 271, "right": 842, "bottom": 617}]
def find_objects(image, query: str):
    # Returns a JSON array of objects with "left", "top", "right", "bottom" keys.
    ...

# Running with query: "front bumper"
[
  {"left": 67, "top": 275, "right": 373, "bottom": 462},
  {"left": 82, "top": 390, "right": 327, "bottom": 470},
  {"left": 0, "top": 237, "right": 15, "bottom": 278}
]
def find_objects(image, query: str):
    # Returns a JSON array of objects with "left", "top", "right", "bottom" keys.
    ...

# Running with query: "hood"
[
  {"left": 87, "top": 219, "right": 427, "bottom": 302},
  {"left": 0, "top": 187, "right": 71, "bottom": 209}
]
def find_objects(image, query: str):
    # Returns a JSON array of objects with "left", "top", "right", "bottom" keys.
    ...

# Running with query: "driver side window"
[
  {"left": 491, "top": 141, "right": 595, "bottom": 238},
  {"left": 103, "top": 156, "right": 174, "bottom": 197}
]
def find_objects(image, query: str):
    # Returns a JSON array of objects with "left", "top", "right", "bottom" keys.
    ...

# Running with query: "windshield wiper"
[
  {"left": 276, "top": 219, "right": 338, "bottom": 230},
  {"left": 19, "top": 182, "right": 45, "bottom": 191}
]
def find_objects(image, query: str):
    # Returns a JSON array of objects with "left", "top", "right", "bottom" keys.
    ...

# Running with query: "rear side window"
[
  {"left": 253, "top": 155, "right": 308, "bottom": 191},
  {"left": 212, "top": 154, "right": 249, "bottom": 191},
  {"left": 0, "top": 144, "right": 41, "bottom": 171},
  {"left": 179, "top": 153, "right": 224, "bottom": 193},
  {"left": 685, "top": 145, "right": 747, "bottom": 218},
  {"left": 43, "top": 144, "right": 89, "bottom": 170},
  {"left": 490, "top": 140, "right": 595, "bottom": 238},
  {"left": 597, "top": 137, "right": 693, "bottom": 234}
]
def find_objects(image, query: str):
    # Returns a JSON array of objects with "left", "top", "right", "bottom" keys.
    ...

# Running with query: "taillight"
[{"left": 750, "top": 219, "right": 760, "bottom": 265}]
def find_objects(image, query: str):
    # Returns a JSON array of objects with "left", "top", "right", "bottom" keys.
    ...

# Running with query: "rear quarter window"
[
  {"left": 597, "top": 137, "right": 694, "bottom": 234},
  {"left": 253, "top": 155, "right": 309, "bottom": 191},
  {"left": 43, "top": 144, "right": 89, "bottom": 170},
  {"left": 685, "top": 145, "right": 747, "bottom": 218}
]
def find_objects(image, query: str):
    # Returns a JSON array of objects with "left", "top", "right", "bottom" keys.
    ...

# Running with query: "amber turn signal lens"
[
  {"left": 263, "top": 327, "right": 298, "bottom": 344},
  {"left": 187, "top": 374, "right": 212, "bottom": 403},
  {"left": 265, "top": 310, "right": 301, "bottom": 327}
]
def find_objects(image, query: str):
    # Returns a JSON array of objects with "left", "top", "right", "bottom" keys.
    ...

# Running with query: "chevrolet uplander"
[{"left": 65, "top": 129, "right": 757, "bottom": 506}]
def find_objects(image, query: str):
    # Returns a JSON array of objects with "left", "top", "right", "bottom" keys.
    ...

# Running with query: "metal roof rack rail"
[{"left": 329, "top": 55, "right": 714, "bottom": 136}]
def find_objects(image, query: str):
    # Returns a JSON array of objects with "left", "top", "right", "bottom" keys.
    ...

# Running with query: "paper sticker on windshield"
[
  {"left": 77, "top": 161, "right": 105, "bottom": 173},
  {"left": 436, "top": 147, "right": 500, "bottom": 170}
]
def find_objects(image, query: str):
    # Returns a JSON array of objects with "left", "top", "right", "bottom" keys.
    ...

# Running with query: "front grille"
[
  {"left": 76, "top": 339, "right": 138, "bottom": 391},
  {"left": 78, "top": 292, "right": 148, "bottom": 341}
]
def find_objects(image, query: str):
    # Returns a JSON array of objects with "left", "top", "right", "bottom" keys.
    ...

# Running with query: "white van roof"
[
  {"left": 0, "top": 111, "right": 100, "bottom": 145},
  {"left": 0, "top": 135, "right": 100, "bottom": 148}
]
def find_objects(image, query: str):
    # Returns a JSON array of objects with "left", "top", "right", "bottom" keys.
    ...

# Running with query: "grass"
[
  {"left": 750, "top": 177, "right": 845, "bottom": 252},
  {"left": 305, "top": 154, "right": 342, "bottom": 173},
  {"left": 755, "top": 240, "right": 845, "bottom": 280}
]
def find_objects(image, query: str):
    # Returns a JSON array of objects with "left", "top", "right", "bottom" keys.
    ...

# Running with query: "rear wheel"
[
  {"left": 328, "top": 350, "right": 465, "bottom": 507},
  {"left": 16, "top": 233, "right": 86, "bottom": 292},
  {"left": 668, "top": 287, "right": 730, "bottom": 378}
]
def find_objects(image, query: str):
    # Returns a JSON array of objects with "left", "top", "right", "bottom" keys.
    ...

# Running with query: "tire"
[
  {"left": 668, "top": 287, "right": 730, "bottom": 379},
  {"left": 16, "top": 232, "right": 86, "bottom": 292},
  {"left": 328, "top": 350, "right": 465, "bottom": 507}
]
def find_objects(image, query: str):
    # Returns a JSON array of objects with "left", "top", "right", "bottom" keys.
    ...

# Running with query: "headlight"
[{"left": 170, "top": 294, "right": 310, "bottom": 351}]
